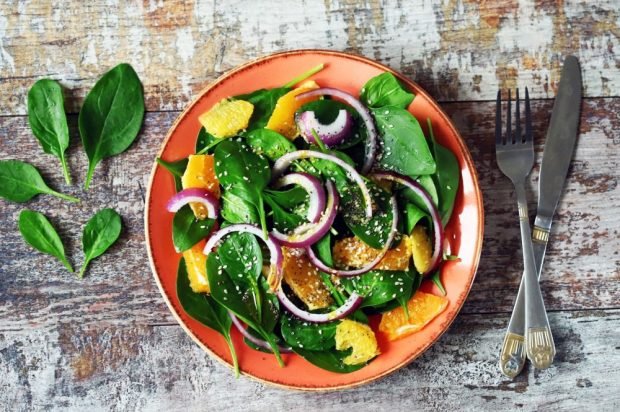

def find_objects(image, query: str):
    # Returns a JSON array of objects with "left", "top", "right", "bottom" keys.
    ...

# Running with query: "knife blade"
[{"left": 499, "top": 55, "right": 582, "bottom": 378}]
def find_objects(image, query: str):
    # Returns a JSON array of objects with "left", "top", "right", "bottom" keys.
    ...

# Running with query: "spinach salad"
[{"left": 159, "top": 67, "right": 460, "bottom": 375}]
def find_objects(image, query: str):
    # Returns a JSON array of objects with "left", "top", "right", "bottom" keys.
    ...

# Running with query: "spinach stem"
[
  {"left": 60, "top": 256, "right": 74, "bottom": 273},
  {"left": 430, "top": 271, "right": 446, "bottom": 296},
  {"left": 77, "top": 260, "right": 89, "bottom": 278},
  {"left": 60, "top": 156, "right": 72, "bottom": 185},
  {"left": 319, "top": 272, "right": 345, "bottom": 306},
  {"left": 311, "top": 129, "right": 328, "bottom": 152},
  {"left": 84, "top": 164, "right": 96, "bottom": 190},
  {"left": 224, "top": 333, "right": 240, "bottom": 378},
  {"left": 257, "top": 194, "right": 268, "bottom": 239},
  {"left": 49, "top": 189, "right": 80, "bottom": 203},
  {"left": 196, "top": 137, "right": 224, "bottom": 155},
  {"left": 263, "top": 333, "right": 285, "bottom": 367},
  {"left": 283, "top": 63, "right": 325, "bottom": 88}
]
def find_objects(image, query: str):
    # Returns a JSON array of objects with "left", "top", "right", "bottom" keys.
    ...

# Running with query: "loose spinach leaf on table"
[
  {"left": 427, "top": 119, "right": 460, "bottom": 226},
  {"left": 372, "top": 106, "right": 436, "bottom": 176},
  {"left": 156, "top": 157, "right": 188, "bottom": 192},
  {"left": 245, "top": 128, "right": 295, "bottom": 161},
  {"left": 0, "top": 160, "right": 79, "bottom": 203},
  {"left": 27, "top": 79, "right": 72, "bottom": 184},
  {"left": 220, "top": 186, "right": 260, "bottom": 225},
  {"left": 235, "top": 88, "right": 290, "bottom": 130},
  {"left": 79, "top": 63, "right": 145, "bottom": 190},
  {"left": 340, "top": 270, "right": 414, "bottom": 309},
  {"left": 176, "top": 257, "right": 239, "bottom": 376},
  {"left": 172, "top": 205, "right": 215, "bottom": 252},
  {"left": 79, "top": 208, "right": 122, "bottom": 278},
  {"left": 18, "top": 209, "right": 73, "bottom": 272},
  {"left": 292, "top": 347, "right": 366, "bottom": 374},
  {"left": 214, "top": 139, "right": 271, "bottom": 234},
  {"left": 361, "top": 72, "right": 414, "bottom": 109},
  {"left": 281, "top": 315, "right": 338, "bottom": 351},
  {"left": 207, "top": 253, "right": 284, "bottom": 366}
]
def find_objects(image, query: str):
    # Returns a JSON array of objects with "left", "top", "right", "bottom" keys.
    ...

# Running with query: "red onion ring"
[
  {"left": 306, "top": 195, "right": 399, "bottom": 277},
  {"left": 272, "top": 150, "right": 373, "bottom": 219},
  {"left": 273, "top": 172, "right": 325, "bottom": 223},
  {"left": 296, "top": 109, "right": 353, "bottom": 147},
  {"left": 272, "top": 180, "right": 339, "bottom": 247},
  {"left": 229, "top": 312, "right": 293, "bottom": 353},
  {"left": 277, "top": 286, "right": 363, "bottom": 323},
  {"left": 166, "top": 188, "right": 219, "bottom": 218},
  {"left": 203, "top": 224, "right": 284, "bottom": 291},
  {"left": 370, "top": 171, "right": 444, "bottom": 275},
  {"left": 296, "top": 87, "right": 378, "bottom": 174}
]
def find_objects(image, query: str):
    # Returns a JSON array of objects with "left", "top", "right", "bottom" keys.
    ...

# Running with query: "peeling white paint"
[
  {"left": 175, "top": 27, "right": 195, "bottom": 63},
  {"left": 0, "top": 16, "right": 15, "bottom": 73},
  {"left": 83, "top": 40, "right": 98, "bottom": 66},
  {"left": 495, "top": 0, "right": 553, "bottom": 53}
]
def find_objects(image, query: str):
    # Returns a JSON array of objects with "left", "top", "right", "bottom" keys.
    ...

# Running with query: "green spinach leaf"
[
  {"left": 27, "top": 79, "right": 72, "bottom": 184},
  {"left": 79, "top": 208, "right": 122, "bottom": 278},
  {"left": 156, "top": 157, "right": 188, "bottom": 192},
  {"left": 235, "top": 88, "right": 290, "bottom": 130},
  {"left": 220, "top": 186, "right": 260, "bottom": 224},
  {"left": 400, "top": 175, "right": 439, "bottom": 211},
  {"left": 281, "top": 315, "right": 338, "bottom": 351},
  {"left": 0, "top": 160, "right": 79, "bottom": 203},
  {"left": 176, "top": 257, "right": 238, "bottom": 376},
  {"left": 372, "top": 106, "right": 435, "bottom": 176},
  {"left": 342, "top": 182, "right": 394, "bottom": 249},
  {"left": 195, "top": 127, "right": 221, "bottom": 154},
  {"left": 245, "top": 128, "right": 296, "bottom": 161},
  {"left": 263, "top": 194, "right": 305, "bottom": 233},
  {"left": 427, "top": 119, "right": 460, "bottom": 225},
  {"left": 172, "top": 205, "right": 215, "bottom": 252},
  {"left": 18, "top": 209, "right": 73, "bottom": 272},
  {"left": 292, "top": 347, "right": 366, "bottom": 373},
  {"left": 340, "top": 270, "right": 413, "bottom": 308},
  {"left": 361, "top": 72, "right": 415, "bottom": 109},
  {"left": 79, "top": 63, "right": 144, "bottom": 189},
  {"left": 403, "top": 202, "right": 428, "bottom": 234}
]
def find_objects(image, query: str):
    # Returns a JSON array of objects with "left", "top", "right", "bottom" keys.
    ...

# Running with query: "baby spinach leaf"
[
  {"left": 172, "top": 205, "right": 215, "bottom": 252},
  {"left": 18, "top": 209, "right": 73, "bottom": 272},
  {"left": 342, "top": 182, "right": 394, "bottom": 249},
  {"left": 176, "top": 257, "right": 239, "bottom": 376},
  {"left": 245, "top": 128, "right": 295, "bottom": 161},
  {"left": 297, "top": 100, "right": 367, "bottom": 150},
  {"left": 400, "top": 175, "right": 439, "bottom": 210},
  {"left": 235, "top": 87, "right": 290, "bottom": 130},
  {"left": 430, "top": 271, "right": 447, "bottom": 296},
  {"left": 403, "top": 202, "right": 428, "bottom": 235},
  {"left": 361, "top": 72, "right": 415, "bottom": 109},
  {"left": 373, "top": 106, "right": 435, "bottom": 176},
  {"left": 264, "top": 186, "right": 308, "bottom": 209},
  {"left": 156, "top": 157, "right": 188, "bottom": 192},
  {"left": 0, "top": 160, "right": 79, "bottom": 203},
  {"left": 263, "top": 194, "right": 305, "bottom": 233},
  {"left": 281, "top": 315, "right": 338, "bottom": 351},
  {"left": 220, "top": 186, "right": 260, "bottom": 224},
  {"left": 79, "top": 208, "right": 122, "bottom": 278},
  {"left": 292, "top": 347, "right": 366, "bottom": 374},
  {"left": 340, "top": 270, "right": 413, "bottom": 308},
  {"left": 195, "top": 127, "right": 221, "bottom": 154},
  {"left": 27, "top": 79, "right": 72, "bottom": 184},
  {"left": 207, "top": 253, "right": 284, "bottom": 366},
  {"left": 427, "top": 119, "right": 460, "bottom": 225},
  {"left": 79, "top": 63, "right": 144, "bottom": 190}
]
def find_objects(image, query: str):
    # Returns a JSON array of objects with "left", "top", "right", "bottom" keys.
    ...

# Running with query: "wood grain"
[{"left": 1, "top": 0, "right": 619, "bottom": 116}]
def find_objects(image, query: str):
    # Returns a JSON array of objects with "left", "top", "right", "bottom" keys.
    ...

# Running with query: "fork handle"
[{"left": 515, "top": 184, "right": 555, "bottom": 369}]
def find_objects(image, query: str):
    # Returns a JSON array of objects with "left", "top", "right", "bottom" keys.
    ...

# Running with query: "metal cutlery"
[
  {"left": 495, "top": 88, "right": 555, "bottom": 373},
  {"left": 499, "top": 56, "right": 582, "bottom": 378}
]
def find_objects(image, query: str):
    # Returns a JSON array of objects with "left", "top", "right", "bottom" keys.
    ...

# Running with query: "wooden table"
[{"left": 1, "top": 1, "right": 619, "bottom": 410}]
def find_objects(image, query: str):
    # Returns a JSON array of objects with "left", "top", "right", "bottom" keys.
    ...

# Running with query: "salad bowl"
[{"left": 145, "top": 49, "right": 483, "bottom": 390}]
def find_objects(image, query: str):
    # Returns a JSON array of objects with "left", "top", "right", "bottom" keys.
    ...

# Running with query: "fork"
[{"left": 495, "top": 88, "right": 555, "bottom": 373}]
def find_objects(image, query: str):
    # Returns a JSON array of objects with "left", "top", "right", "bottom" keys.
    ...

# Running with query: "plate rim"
[{"left": 144, "top": 48, "right": 484, "bottom": 391}]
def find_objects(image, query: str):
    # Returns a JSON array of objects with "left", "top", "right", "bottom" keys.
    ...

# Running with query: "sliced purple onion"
[
  {"left": 272, "top": 150, "right": 373, "bottom": 219},
  {"left": 166, "top": 188, "right": 220, "bottom": 218},
  {"left": 277, "top": 286, "right": 363, "bottom": 323},
  {"left": 229, "top": 312, "right": 293, "bottom": 353},
  {"left": 306, "top": 195, "right": 399, "bottom": 277},
  {"left": 296, "top": 109, "right": 353, "bottom": 147},
  {"left": 273, "top": 172, "right": 325, "bottom": 223},
  {"left": 203, "top": 224, "right": 284, "bottom": 291},
  {"left": 272, "top": 180, "right": 339, "bottom": 247},
  {"left": 371, "top": 171, "right": 444, "bottom": 275},
  {"left": 296, "top": 87, "right": 378, "bottom": 174}
]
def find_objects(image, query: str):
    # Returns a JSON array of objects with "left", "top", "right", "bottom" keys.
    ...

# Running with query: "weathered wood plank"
[
  {"left": 1, "top": 310, "right": 618, "bottom": 410},
  {"left": 0, "top": 98, "right": 618, "bottom": 330},
  {"left": 0, "top": 0, "right": 619, "bottom": 116}
]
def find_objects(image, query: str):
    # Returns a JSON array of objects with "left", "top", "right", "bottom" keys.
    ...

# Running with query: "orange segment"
[
  {"left": 282, "top": 247, "right": 333, "bottom": 310},
  {"left": 333, "top": 236, "right": 411, "bottom": 271},
  {"left": 183, "top": 240, "right": 209, "bottom": 294},
  {"left": 408, "top": 225, "right": 433, "bottom": 274},
  {"left": 379, "top": 291, "right": 449, "bottom": 341},
  {"left": 266, "top": 80, "right": 320, "bottom": 139},
  {"left": 198, "top": 99, "right": 254, "bottom": 138},
  {"left": 335, "top": 319, "right": 380, "bottom": 365},
  {"left": 181, "top": 154, "right": 220, "bottom": 219}
]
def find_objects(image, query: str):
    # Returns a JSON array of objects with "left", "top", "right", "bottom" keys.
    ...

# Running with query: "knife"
[{"left": 499, "top": 55, "right": 582, "bottom": 378}]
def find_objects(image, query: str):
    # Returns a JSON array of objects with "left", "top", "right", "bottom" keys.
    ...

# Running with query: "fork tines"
[{"left": 495, "top": 88, "right": 533, "bottom": 146}]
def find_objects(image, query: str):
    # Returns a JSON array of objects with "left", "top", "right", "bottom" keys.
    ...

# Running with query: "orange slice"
[
  {"left": 408, "top": 225, "right": 433, "bottom": 274},
  {"left": 335, "top": 319, "right": 380, "bottom": 365},
  {"left": 266, "top": 80, "right": 320, "bottom": 139},
  {"left": 282, "top": 247, "right": 333, "bottom": 310},
  {"left": 198, "top": 99, "right": 254, "bottom": 138},
  {"left": 332, "top": 236, "right": 411, "bottom": 271},
  {"left": 378, "top": 291, "right": 449, "bottom": 341},
  {"left": 183, "top": 240, "right": 209, "bottom": 294},
  {"left": 181, "top": 154, "right": 220, "bottom": 219}
]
